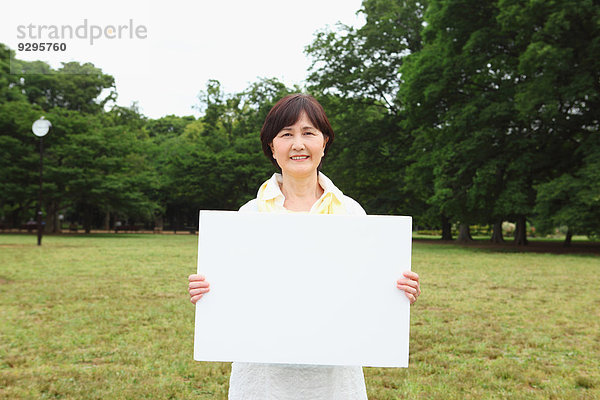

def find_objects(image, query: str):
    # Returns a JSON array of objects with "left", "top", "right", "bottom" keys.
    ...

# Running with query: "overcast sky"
[{"left": 1, "top": 0, "right": 365, "bottom": 119}]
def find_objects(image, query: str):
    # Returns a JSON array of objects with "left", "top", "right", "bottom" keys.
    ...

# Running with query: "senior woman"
[{"left": 188, "top": 94, "right": 421, "bottom": 399}]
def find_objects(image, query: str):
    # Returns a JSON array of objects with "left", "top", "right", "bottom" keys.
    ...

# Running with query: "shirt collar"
[{"left": 260, "top": 172, "right": 345, "bottom": 203}]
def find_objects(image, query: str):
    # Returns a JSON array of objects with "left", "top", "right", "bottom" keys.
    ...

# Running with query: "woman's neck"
[{"left": 280, "top": 171, "right": 324, "bottom": 212}]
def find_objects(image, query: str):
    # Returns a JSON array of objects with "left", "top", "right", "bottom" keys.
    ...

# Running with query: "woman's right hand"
[{"left": 188, "top": 274, "right": 210, "bottom": 304}]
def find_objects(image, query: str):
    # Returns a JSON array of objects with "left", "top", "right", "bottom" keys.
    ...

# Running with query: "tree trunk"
[
  {"left": 46, "top": 201, "right": 56, "bottom": 233},
  {"left": 441, "top": 215, "right": 453, "bottom": 241},
  {"left": 514, "top": 215, "right": 528, "bottom": 245},
  {"left": 457, "top": 223, "right": 473, "bottom": 242},
  {"left": 83, "top": 205, "right": 92, "bottom": 234},
  {"left": 564, "top": 228, "right": 573, "bottom": 247},
  {"left": 154, "top": 214, "right": 163, "bottom": 233},
  {"left": 104, "top": 211, "right": 110, "bottom": 231},
  {"left": 55, "top": 201, "right": 62, "bottom": 233},
  {"left": 490, "top": 219, "right": 504, "bottom": 243}
]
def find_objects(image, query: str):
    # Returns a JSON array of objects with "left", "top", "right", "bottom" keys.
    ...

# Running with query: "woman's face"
[{"left": 270, "top": 112, "right": 328, "bottom": 178}]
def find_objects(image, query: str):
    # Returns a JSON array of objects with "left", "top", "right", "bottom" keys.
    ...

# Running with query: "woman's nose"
[{"left": 292, "top": 135, "right": 305, "bottom": 149}]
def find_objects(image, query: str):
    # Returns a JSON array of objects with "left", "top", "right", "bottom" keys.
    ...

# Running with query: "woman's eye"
[{"left": 304, "top": 131, "right": 315, "bottom": 135}]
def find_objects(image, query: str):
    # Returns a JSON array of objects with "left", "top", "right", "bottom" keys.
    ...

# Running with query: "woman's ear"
[{"left": 270, "top": 143, "right": 276, "bottom": 159}]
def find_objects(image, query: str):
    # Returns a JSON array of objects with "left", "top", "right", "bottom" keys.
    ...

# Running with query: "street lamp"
[{"left": 32, "top": 117, "right": 51, "bottom": 246}]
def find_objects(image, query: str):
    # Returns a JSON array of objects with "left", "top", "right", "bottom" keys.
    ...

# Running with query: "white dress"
[
  {"left": 229, "top": 363, "right": 367, "bottom": 400},
  {"left": 229, "top": 172, "right": 368, "bottom": 400}
]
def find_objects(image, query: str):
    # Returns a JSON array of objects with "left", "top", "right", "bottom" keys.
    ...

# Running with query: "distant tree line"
[
  {"left": 1, "top": 0, "right": 598, "bottom": 245},
  {"left": 0, "top": 50, "right": 289, "bottom": 233}
]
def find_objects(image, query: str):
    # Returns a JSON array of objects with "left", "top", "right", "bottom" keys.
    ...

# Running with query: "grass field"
[{"left": 1, "top": 233, "right": 599, "bottom": 399}]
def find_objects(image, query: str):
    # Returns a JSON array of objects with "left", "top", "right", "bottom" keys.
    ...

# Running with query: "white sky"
[{"left": 1, "top": 0, "right": 365, "bottom": 119}]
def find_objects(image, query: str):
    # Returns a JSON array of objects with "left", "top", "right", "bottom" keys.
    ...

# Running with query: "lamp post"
[{"left": 32, "top": 117, "right": 51, "bottom": 246}]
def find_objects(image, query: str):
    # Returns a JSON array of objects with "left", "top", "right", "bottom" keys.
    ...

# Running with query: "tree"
[
  {"left": 498, "top": 0, "right": 600, "bottom": 244},
  {"left": 10, "top": 59, "right": 117, "bottom": 113},
  {"left": 534, "top": 133, "right": 600, "bottom": 245},
  {"left": 305, "top": 0, "right": 429, "bottom": 219},
  {"left": 400, "top": 0, "right": 527, "bottom": 242},
  {"left": 306, "top": 0, "right": 427, "bottom": 112},
  {"left": 43, "top": 106, "right": 157, "bottom": 233},
  {"left": 155, "top": 79, "right": 291, "bottom": 230},
  {"left": 0, "top": 100, "right": 44, "bottom": 227}
]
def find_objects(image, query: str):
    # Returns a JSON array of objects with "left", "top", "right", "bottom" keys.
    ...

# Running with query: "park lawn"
[{"left": 0, "top": 233, "right": 598, "bottom": 399}]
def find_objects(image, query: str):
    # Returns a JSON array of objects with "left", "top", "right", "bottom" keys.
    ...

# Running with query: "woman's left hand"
[{"left": 397, "top": 271, "right": 420, "bottom": 305}]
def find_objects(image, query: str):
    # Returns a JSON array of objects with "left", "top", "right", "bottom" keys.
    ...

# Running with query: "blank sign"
[{"left": 194, "top": 211, "right": 412, "bottom": 367}]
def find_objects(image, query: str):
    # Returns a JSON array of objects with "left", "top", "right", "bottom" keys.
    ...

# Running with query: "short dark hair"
[{"left": 260, "top": 94, "right": 335, "bottom": 168}]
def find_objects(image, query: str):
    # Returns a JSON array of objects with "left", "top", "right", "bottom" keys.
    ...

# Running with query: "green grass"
[{"left": 1, "top": 234, "right": 599, "bottom": 399}]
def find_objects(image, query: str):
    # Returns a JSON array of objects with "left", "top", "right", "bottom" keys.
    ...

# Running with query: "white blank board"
[{"left": 194, "top": 210, "right": 412, "bottom": 367}]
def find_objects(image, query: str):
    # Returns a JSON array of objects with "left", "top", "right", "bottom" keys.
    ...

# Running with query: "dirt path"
[{"left": 414, "top": 238, "right": 600, "bottom": 255}]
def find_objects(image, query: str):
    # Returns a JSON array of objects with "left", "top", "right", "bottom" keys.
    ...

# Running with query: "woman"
[{"left": 188, "top": 94, "right": 421, "bottom": 399}]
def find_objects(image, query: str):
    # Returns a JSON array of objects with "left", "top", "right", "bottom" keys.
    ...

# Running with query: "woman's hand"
[
  {"left": 188, "top": 274, "right": 210, "bottom": 304},
  {"left": 397, "top": 271, "right": 420, "bottom": 305}
]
